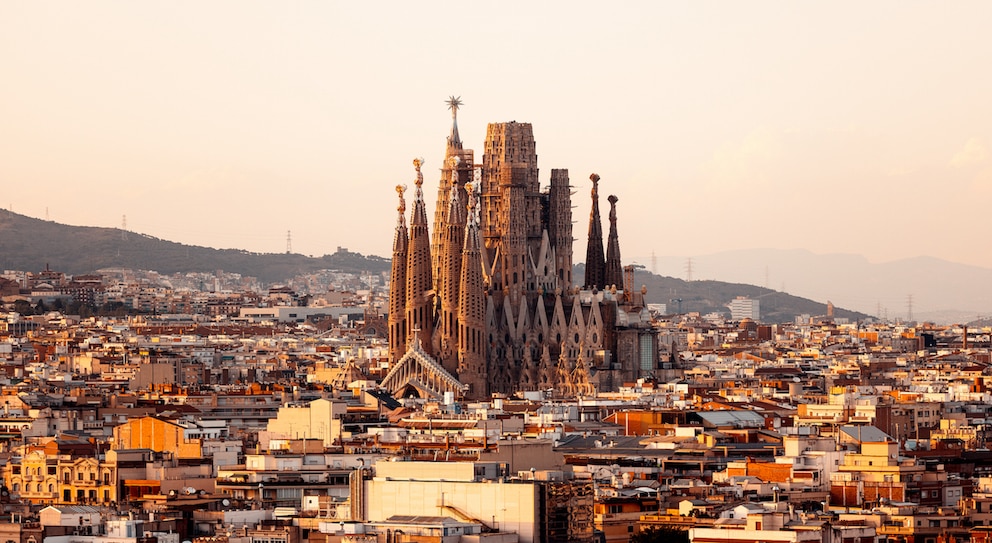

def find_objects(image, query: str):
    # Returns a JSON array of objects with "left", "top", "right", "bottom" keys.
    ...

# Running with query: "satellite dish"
[{"left": 222, "top": 499, "right": 231, "bottom": 507}]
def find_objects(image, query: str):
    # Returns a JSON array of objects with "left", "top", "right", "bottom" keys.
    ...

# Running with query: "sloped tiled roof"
[{"left": 840, "top": 425, "right": 892, "bottom": 443}]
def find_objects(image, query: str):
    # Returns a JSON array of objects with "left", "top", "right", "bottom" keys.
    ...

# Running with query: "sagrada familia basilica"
[{"left": 383, "top": 98, "right": 658, "bottom": 401}]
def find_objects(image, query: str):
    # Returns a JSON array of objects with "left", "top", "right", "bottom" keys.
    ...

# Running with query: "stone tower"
[
  {"left": 479, "top": 121, "right": 541, "bottom": 302},
  {"left": 456, "top": 184, "right": 488, "bottom": 397},
  {"left": 387, "top": 185, "right": 408, "bottom": 365},
  {"left": 404, "top": 159, "right": 434, "bottom": 353},
  {"left": 548, "top": 169, "right": 573, "bottom": 289},
  {"left": 605, "top": 194, "right": 623, "bottom": 289},
  {"left": 435, "top": 160, "right": 467, "bottom": 375},
  {"left": 584, "top": 174, "right": 606, "bottom": 290},
  {"left": 433, "top": 98, "right": 473, "bottom": 375}
]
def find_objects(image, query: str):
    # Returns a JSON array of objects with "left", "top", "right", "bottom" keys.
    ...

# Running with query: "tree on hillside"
[{"left": 12, "top": 299, "right": 35, "bottom": 316}]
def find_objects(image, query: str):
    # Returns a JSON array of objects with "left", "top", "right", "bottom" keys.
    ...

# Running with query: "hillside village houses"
[{"left": 0, "top": 263, "right": 992, "bottom": 542}]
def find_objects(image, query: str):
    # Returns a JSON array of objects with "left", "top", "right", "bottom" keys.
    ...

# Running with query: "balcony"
[
  {"left": 217, "top": 477, "right": 342, "bottom": 488},
  {"left": 876, "top": 525, "right": 941, "bottom": 536}
]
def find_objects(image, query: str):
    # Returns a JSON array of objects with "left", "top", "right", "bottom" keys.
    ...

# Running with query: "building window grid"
[{"left": 639, "top": 335, "right": 653, "bottom": 372}]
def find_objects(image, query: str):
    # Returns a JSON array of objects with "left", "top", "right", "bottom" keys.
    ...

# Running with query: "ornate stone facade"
[{"left": 387, "top": 100, "right": 658, "bottom": 400}]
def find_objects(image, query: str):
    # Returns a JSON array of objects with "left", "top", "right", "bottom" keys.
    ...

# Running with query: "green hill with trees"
[{"left": 0, "top": 210, "right": 389, "bottom": 283}]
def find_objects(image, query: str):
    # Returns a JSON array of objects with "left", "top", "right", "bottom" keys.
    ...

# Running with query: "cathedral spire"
[
  {"left": 447, "top": 158, "right": 466, "bottom": 224},
  {"left": 388, "top": 185, "right": 409, "bottom": 364},
  {"left": 457, "top": 182, "right": 488, "bottom": 399},
  {"left": 604, "top": 194, "right": 623, "bottom": 289},
  {"left": 437, "top": 156, "right": 466, "bottom": 374},
  {"left": 446, "top": 96, "right": 463, "bottom": 150},
  {"left": 584, "top": 173, "right": 606, "bottom": 290},
  {"left": 405, "top": 158, "right": 434, "bottom": 354},
  {"left": 433, "top": 98, "right": 472, "bottom": 305}
]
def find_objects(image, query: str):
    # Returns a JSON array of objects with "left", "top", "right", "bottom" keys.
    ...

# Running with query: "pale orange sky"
[{"left": 2, "top": 1, "right": 991, "bottom": 274}]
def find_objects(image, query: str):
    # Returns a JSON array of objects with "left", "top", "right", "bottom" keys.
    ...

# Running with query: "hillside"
[
  {"left": 577, "top": 265, "right": 868, "bottom": 324},
  {"left": 0, "top": 210, "right": 390, "bottom": 283}
]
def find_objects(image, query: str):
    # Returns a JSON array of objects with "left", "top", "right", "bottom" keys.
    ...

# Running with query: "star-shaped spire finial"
[{"left": 446, "top": 96, "right": 463, "bottom": 116}]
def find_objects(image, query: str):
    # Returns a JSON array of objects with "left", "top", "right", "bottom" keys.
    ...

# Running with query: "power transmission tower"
[
  {"left": 121, "top": 215, "right": 128, "bottom": 241},
  {"left": 651, "top": 251, "right": 657, "bottom": 275},
  {"left": 907, "top": 294, "right": 914, "bottom": 322},
  {"left": 286, "top": 230, "right": 293, "bottom": 254},
  {"left": 685, "top": 257, "right": 694, "bottom": 282}
]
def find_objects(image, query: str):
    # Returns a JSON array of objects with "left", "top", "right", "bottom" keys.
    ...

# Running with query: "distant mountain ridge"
[{"left": 638, "top": 248, "right": 992, "bottom": 323}]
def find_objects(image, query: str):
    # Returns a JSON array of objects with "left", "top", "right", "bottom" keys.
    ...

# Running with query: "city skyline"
[{"left": 3, "top": 2, "right": 991, "bottom": 271}]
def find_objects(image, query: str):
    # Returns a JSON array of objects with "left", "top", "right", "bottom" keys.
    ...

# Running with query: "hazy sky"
[{"left": 3, "top": 2, "right": 991, "bottom": 278}]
